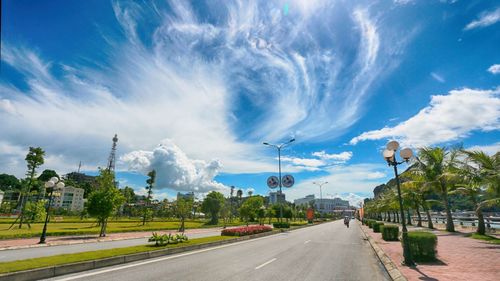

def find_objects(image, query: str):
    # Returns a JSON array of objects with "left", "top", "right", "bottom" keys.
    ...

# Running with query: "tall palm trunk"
[
  {"left": 415, "top": 204, "right": 422, "bottom": 227},
  {"left": 476, "top": 207, "right": 485, "bottom": 235},
  {"left": 441, "top": 185, "right": 455, "bottom": 232}
]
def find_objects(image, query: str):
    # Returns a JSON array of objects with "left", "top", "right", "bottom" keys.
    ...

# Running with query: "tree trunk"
[
  {"left": 99, "top": 218, "right": 107, "bottom": 237},
  {"left": 416, "top": 205, "right": 422, "bottom": 227},
  {"left": 395, "top": 211, "right": 399, "bottom": 223},
  {"left": 387, "top": 212, "right": 391, "bottom": 222},
  {"left": 476, "top": 207, "right": 485, "bottom": 235},
  {"left": 179, "top": 217, "right": 185, "bottom": 232},
  {"left": 407, "top": 208, "right": 412, "bottom": 225},
  {"left": 441, "top": 187, "right": 455, "bottom": 232}
]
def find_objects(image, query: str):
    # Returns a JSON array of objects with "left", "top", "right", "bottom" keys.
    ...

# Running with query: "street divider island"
[{"left": 220, "top": 225, "right": 272, "bottom": 236}]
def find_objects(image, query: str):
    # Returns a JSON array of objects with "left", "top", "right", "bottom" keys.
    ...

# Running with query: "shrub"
[
  {"left": 407, "top": 231, "right": 437, "bottom": 262},
  {"left": 148, "top": 232, "right": 188, "bottom": 246},
  {"left": 273, "top": 222, "right": 290, "bottom": 229},
  {"left": 373, "top": 222, "right": 384, "bottom": 233},
  {"left": 368, "top": 220, "right": 375, "bottom": 228},
  {"left": 221, "top": 225, "right": 272, "bottom": 236},
  {"left": 381, "top": 225, "right": 399, "bottom": 241}
]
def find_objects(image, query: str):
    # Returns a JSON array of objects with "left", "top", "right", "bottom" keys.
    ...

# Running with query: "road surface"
[{"left": 45, "top": 220, "right": 389, "bottom": 281}]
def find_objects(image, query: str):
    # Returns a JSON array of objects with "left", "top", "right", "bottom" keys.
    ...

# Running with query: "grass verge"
[
  {"left": 469, "top": 233, "right": 500, "bottom": 244},
  {"left": 0, "top": 236, "right": 236, "bottom": 274}
]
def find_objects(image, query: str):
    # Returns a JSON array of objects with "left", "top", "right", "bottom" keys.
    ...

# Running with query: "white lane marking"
[
  {"left": 304, "top": 240, "right": 311, "bottom": 244},
  {"left": 255, "top": 258, "right": 277, "bottom": 270}
]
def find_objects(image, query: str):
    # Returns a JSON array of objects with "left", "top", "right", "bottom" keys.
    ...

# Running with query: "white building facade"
[
  {"left": 52, "top": 186, "right": 85, "bottom": 212},
  {"left": 294, "top": 194, "right": 349, "bottom": 214}
]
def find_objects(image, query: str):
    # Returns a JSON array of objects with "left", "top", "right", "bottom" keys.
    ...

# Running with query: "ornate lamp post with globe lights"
[
  {"left": 264, "top": 138, "right": 295, "bottom": 223},
  {"left": 39, "top": 177, "right": 65, "bottom": 244},
  {"left": 383, "top": 140, "right": 414, "bottom": 266}
]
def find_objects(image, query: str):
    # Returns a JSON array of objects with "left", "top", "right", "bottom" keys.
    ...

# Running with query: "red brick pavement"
[
  {"left": 361, "top": 224, "right": 500, "bottom": 281},
  {"left": 0, "top": 227, "right": 226, "bottom": 250}
]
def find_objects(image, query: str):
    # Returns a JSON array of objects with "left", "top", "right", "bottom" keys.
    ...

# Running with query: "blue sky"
[{"left": 1, "top": 0, "right": 499, "bottom": 205}]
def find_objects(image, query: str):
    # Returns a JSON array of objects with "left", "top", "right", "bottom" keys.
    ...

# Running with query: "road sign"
[
  {"left": 282, "top": 175, "right": 294, "bottom": 187},
  {"left": 267, "top": 176, "right": 279, "bottom": 188}
]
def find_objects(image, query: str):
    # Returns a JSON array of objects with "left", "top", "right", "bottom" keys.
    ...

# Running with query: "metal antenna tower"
[{"left": 107, "top": 134, "right": 118, "bottom": 173}]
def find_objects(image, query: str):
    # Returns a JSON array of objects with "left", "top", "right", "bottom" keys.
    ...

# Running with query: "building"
[
  {"left": 177, "top": 192, "right": 194, "bottom": 201},
  {"left": 268, "top": 192, "right": 286, "bottom": 204},
  {"left": 294, "top": 194, "right": 349, "bottom": 214},
  {"left": 52, "top": 186, "right": 85, "bottom": 212}
]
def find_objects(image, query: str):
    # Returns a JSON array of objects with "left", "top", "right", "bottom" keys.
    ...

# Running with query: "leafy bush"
[
  {"left": 373, "top": 222, "right": 384, "bottom": 233},
  {"left": 368, "top": 220, "right": 375, "bottom": 228},
  {"left": 221, "top": 225, "right": 272, "bottom": 236},
  {"left": 273, "top": 222, "right": 290, "bottom": 229},
  {"left": 381, "top": 225, "right": 399, "bottom": 241},
  {"left": 148, "top": 232, "right": 188, "bottom": 246},
  {"left": 407, "top": 231, "right": 437, "bottom": 262}
]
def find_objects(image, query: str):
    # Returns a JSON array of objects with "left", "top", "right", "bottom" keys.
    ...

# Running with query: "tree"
[
  {"left": 201, "top": 191, "right": 225, "bottom": 225},
  {"left": 239, "top": 196, "right": 264, "bottom": 226},
  {"left": 120, "top": 186, "right": 136, "bottom": 204},
  {"left": 15, "top": 147, "right": 45, "bottom": 229},
  {"left": 143, "top": 170, "right": 156, "bottom": 225},
  {"left": 455, "top": 150, "right": 500, "bottom": 234},
  {"left": 175, "top": 197, "right": 193, "bottom": 232},
  {"left": 37, "top": 169, "right": 59, "bottom": 182},
  {"left": 414, "top": 147, "right": 459, "bottom": 232},
  {"left": 0, "top": 174, "right": 20, "bottom": 191},
  {"left": 87, "top": 169, "right": 124, "bottom": 237}
]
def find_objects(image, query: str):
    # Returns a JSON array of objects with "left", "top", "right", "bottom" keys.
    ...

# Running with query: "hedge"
[
  {"left": 368, "top": 220, "right": 375, "bottom": 229},
  {"left": 407, "top": 231, "right": 438, "bottom": 262},
  {"left": 381, "top": 225, "right": 399, "bottom": 241},
  {"left": 373, "top": 222, "right": 384, "bottom": 233},
  {"left": 273, "top": 222, "right": 290, "bottom": 229},
  {"left": 221, "top": 225, "right": 272, "bottom": 236}
]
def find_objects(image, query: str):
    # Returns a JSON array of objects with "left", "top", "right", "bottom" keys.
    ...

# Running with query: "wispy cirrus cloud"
[
  {"left": 431, "top": 72, "right": 445, "bottom": 83},
  {"left": 464, "top": 7, "right": 500, "bottom": 30},
  {"left": 350, "top": 88, "right": 500, "bottom": 147}
]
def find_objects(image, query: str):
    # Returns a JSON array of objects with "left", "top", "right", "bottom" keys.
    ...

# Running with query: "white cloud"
[
  {"left": 431, "top": 72, "right": 445, "bottom": 83},
  {"left": 287, "top": 164, "right": 388, "bottom": 201},
  {"left": 312, "top": 151, "right": 353, "bottom": 162},
  {"left": 281, "top": 156, "right": 325, "bottom": 168},
  {"left": 350, "top": 88, "right": 500, "bottom": 147},
  {"left": 467, "top": 142, "right": 500, "bottom": 155},
  {"left": 488, "top": 64, "right": 500, "bottom": 74},
  {"left": 464, "top": 8, "right": 500, "bottom": 30},
  {"left": 121, "top": 139, "right": 227, "bottom": 193}
]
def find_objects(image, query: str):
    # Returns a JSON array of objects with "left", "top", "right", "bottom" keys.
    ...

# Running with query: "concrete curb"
[
  {"left": 357, "top": 221, "right": 407, "bottom": 281},
  {"left": 0, "top": 222, "right": 320, "bottom": 281}
]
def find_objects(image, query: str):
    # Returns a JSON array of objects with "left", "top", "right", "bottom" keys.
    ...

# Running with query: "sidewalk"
[
  {"left": 360, "top": 222, "right": 500, "bottom": 281},
  {"left": 0, "top": 227, "right": 226, "bottom": 251}
]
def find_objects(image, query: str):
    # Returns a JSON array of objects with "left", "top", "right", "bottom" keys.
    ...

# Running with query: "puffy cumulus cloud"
[
  {"left": 464, "top": 8, "right": 500, "bottom": 31},
  {"left": 312, "top": 151, "right": 353, "bottom": 162},
  {"left": 287, "top": 164, "right": 388, "bottom": 201},
  {"left": 488, "top": 64, "right": 500, "bottom": 74},
  {"left": 350, "top": 88, "right": 500, "bottom": 147},
  {"left": 121, "top": 140, "right": 227, "bottom": 193}
]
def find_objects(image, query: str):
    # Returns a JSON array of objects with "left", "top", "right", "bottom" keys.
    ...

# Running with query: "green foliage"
[
  {"left": 120, "top": 186, "right": 136, "bottom": 203},
  {"left": 407, "top": 231, "right": 438, "bottom": 262},
  {"left": 381, "top": 225, "right": 399, "bottom": 241},
  {"left": 470, "top": 233, "right": 500, "bottom": 245},
  {"left": 25, "top": 200, "right": 47, "bottom": 222},
  {"left": 37, "top": 170, "right": 59, "bottom": 182},
  {"left": 201, "top": 191, "right": 225, "bottom": 225},
  {"left": 148, "top": 232, "right": 188, "bottom": 246},
  {"left": 272, "top": 222, "right": 290, "bottom": 228},
  {"left": 239, "top": 196, "right": 264, "bottom": 225},
  {"left": 0, "top": 174, "right": 20, "bottom": 191},
  {"left": 25, "top": 147, "right": 45, "bottom": 179},
  {"left": 373, "top": 222, "right": 384, "bottom": 233}
]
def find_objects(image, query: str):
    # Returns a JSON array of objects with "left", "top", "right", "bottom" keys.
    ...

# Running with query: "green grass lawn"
[
  {"left": 0, "top": 235, "right": 236, "bottom": 274},
  {"left": 469, "top": 233, "right": 500, "bottom": 244},
  {"left": 0, "top": 218, "right": 309, "bottom": 239}
]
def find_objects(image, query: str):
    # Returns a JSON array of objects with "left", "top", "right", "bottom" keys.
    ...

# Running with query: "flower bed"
[{"left": 221, "top": 225, "right": 272, "bottom": 236}]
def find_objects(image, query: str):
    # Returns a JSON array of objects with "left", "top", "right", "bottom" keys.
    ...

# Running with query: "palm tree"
[
  {"left": 455, "top": 150, "right": 500, "bottom": 234},
  {"left": 414, "top": 147, "right": 460, "bottom": 232}
]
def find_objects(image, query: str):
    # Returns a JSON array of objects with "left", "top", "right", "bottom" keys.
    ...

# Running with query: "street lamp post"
[
  {"left": 263, "top": 138, "right": 295, "bottom": 222},
  {"left": 39, "top": 177, "right": 65, "bottom": 244},
  {"left": 383, "top": 141, "right": 414, "bottom": 266},
  {"left": 312, "top": 181, "right": 328, "bottom": 216}
]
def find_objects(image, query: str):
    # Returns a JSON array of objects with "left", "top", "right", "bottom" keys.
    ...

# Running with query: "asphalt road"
[
  {"left": 45, "top": 220, "right": 390, "bottom": 281},
  {"left": 0, "top": 230, "right": 222, "bottom": 262}
]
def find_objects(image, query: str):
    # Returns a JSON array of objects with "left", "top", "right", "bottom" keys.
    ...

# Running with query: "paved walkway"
[{"left": 361, "top": 223, "right": 500, "bottom": 281}]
